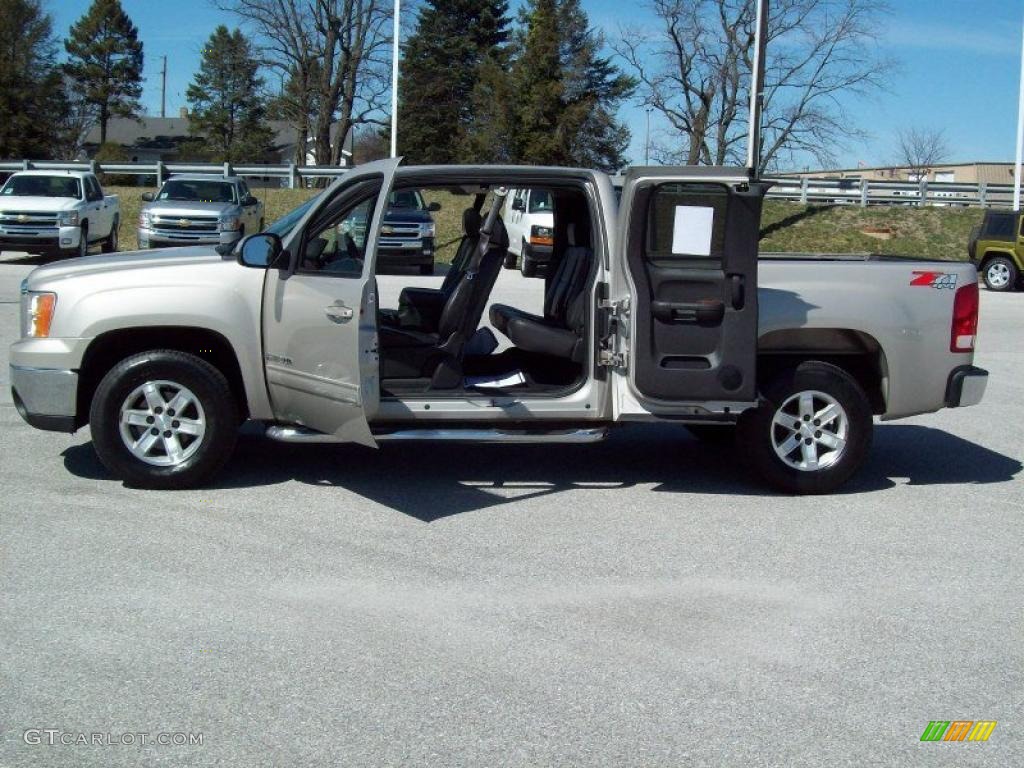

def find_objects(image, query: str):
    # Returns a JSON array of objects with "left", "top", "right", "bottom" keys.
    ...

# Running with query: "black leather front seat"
[
  {"left": 379, "top": 216, "right": 509, "bottom": 386},
  {"left": 380, "top": 207, "right": 482, "bottom": 331},
  {"left": 489, "top": 226, "right": 592, "bottom": 362}
]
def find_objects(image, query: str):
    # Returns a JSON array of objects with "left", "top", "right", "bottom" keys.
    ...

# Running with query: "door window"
[
  {"left": 646, "top": 183, "right": 727, "bottom": 262},
  {"left": 298, "top": 194, "right": 377, "bottom": 277}
]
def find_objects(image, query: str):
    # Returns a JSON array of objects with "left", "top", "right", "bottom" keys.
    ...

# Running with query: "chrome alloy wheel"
[
  {"left": 118, "top": 380, "right": 206, "bottom": 466},
  {"left": 986, "top": 261, "right": 1011, "bottom": 289},
  {"left": 770, "top": 390, "right": 849, "bottom": 472}
]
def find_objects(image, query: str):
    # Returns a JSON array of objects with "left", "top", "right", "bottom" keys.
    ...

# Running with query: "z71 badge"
[{"left": 910, "top": 271, "right": 958, "bottom": 290}]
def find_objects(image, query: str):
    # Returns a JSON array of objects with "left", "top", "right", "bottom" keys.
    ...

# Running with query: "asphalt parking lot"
[{"left": 0, "top": 259, "right": 1021, "bottom": 767}]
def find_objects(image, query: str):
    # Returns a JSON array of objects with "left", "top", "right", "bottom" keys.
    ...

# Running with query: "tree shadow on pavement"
[{"left": 62, "top": 423, "right": 1021, "bottom": 522}]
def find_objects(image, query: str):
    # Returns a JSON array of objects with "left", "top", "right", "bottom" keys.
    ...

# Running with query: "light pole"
[
  {"left": 1014, "top": 8, "right": 1024, "bottom": 210},
  {"left": 644, "top": 107, "right": 652, "bottom": 165},
  {"left": 746, "top": 0, "right": 769, "bottom": 176},
  {"left": 390, "top": 0, "right": 400, "bottom": 158}
]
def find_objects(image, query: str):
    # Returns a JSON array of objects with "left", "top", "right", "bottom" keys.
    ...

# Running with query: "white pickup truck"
[
  {"left": 10, "top": 160, "right": 987, "bottom": 494},
  {"left": 0, "top": 170, "right": 120, "bottom": 258}
]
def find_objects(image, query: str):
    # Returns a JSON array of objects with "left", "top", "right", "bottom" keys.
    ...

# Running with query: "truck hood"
[
  {"left": 142, "top": 201, "right": 238, "bottom": 217},
  {"left": 26, "top": 246, "right": 226, "bottom": 291},
  {"left": 0, "top": 196, "right": 79, "bottom": 213},
  {"left": 384, "top": 208, "right": 433, "bottom": 224}
]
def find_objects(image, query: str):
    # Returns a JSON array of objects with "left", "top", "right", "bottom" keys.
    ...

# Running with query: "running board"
[
  {"left": 374, "top": 427, "right": 608, "bottom": 444},
  {"left": 265, "top": 425, "right": 609, "bottom": 445}
]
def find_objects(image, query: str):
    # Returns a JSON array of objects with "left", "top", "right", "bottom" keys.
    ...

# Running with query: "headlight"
[
  {"left": 139, "top": 211, "right": 153, "bottom": 228},
  {"left": 219, "top": 216, "right": 241, "bottom": 232},
  {"left": 58, "top": 210, "right": 80, "bottom": 227},
  {"left": 23, "top": 291, "right": 57, "bottom": 338},
  {"left": 419, "top": 222, "right": 436, "bottom": 238},
  {"left": 530, "top": 225, "right": 554, "bottom": 244}
]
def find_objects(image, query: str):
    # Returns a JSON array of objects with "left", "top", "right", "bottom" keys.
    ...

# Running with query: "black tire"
[
  {"left": 685, "top": 423, "right": 736, "bottom": 444},
  {"left": 419, "top": 262, "right": 434, "bottom": 276},
  {"left": 102, "top": 217, "right": 119, "bottom": 253},
  {"left": 77, "top": 224, "right": 89, "bottom": 258},
  {"left": 503, "top": 252, "right": 518, "bottom": 270},
  {"left": 981, "top": 256, "right": 1018, "bottom": 292},
  {"left": 738, "top": 361, "right": 872, "bottom": 494},
  {"left": 88, "top": 350, "right": 239, "bottom": 489},
  {"left": 521, "top": 246, "right": 538, "bottom": 277},
  {"left": 258, "top": 218, "right": 265, "bottom": 231}
]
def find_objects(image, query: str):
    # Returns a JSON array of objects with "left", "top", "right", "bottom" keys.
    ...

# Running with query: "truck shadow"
[{"left": 62, "top": 423, "right": 1021, "bottom": 522}]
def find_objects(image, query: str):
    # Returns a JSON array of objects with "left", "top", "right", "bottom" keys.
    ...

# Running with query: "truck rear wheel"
[
  {"left": 739, "top": 361, "right": 872, "bottom": 495},
  {"left": 102, "top": 217, "right": 119, "bottom": 253},
  {"left": 982, "top": 256, "right": 1018, "bottom": 292},
  {"left": 89, "top": 350, "right": 238, "bottom": 489}
]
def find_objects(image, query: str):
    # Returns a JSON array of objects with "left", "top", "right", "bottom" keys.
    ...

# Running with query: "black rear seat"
[{"left": 489, "top": 226, "right": 592, "bottom": 361}]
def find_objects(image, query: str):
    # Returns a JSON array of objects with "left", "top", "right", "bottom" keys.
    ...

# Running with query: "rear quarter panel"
[{"left": 758, "top": 258, "right": 979, "bottom": 419}]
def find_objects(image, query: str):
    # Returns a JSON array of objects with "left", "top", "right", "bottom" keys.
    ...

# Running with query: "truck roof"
[
  {"left": 9, "top": 169, "right": 95, "bottom": 178},
  {"left": 163, "top": 174, "right": 246, "bottom": 184}
]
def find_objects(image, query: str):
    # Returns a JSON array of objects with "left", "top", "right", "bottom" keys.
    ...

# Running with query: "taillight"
[{"left": 951, "top": 282, "right": 979, "bottom": 353}]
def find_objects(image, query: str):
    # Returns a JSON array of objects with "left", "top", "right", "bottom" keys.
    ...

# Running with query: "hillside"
[{"left": 54, "top": 186, "right": 985, "bottom": 263}]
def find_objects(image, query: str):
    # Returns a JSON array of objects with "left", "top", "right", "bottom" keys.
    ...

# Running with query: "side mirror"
[
  {"left": 237, "top": 232, "right": 283, "bottom": 268},
  {"left": 511, "top": 198, "right": 526, "bottom": 212},
  {"left": 427, "top": 201, "right": 441, "bottom": 212},
  {"left": 141, "top": 191, "right": 155, "bottom": 202},
  {"left": 244, "top": 195, "right": 258, "bottom": 206}
]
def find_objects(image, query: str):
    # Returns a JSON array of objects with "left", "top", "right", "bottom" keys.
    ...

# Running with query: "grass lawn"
[{"left": 102, "top": 185, "right": 980, "bottom": 263}]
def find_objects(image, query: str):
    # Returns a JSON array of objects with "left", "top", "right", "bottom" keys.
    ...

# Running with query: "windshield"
[
  {"left": 159, "top": 179, "right": 237, "bottom": 204},
  {"left": 1, "top": 175, "right": 81, "bottom": 199},
  {"left": 388, "top": 189, "right": 424, "bottom": 210},
  {"left": 266, "top": 193, "right": 322, "bottom": 238},
  {"left": 528, "top": 189, "right": 553, "bottom": 213}
]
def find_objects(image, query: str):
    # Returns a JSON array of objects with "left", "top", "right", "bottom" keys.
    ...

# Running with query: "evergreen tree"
[
  {"left": 186, "top": 26, "right": 274, "bottom": 163},
  {"left": 0, "top": 0, "right": 68, "bottom": 159},
  {"left": 514, "top": 0, "right": 635, "bottom": 170},
  {"left": 397, "top": 0, "right": 511, "bottom": 164},
  {"left": 64, "top": 0, "right": 144, "bottom": 144}
]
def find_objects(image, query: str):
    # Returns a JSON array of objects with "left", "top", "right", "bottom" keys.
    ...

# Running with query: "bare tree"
[
  {"left": 616, "top": 0, "right": 892, "bottom": 171},
  {"left": 217, "top": 0, "right": 392, "bottom": 166},
  {"left": 896, "top": 126, "right": 949, "bottom": 181}
]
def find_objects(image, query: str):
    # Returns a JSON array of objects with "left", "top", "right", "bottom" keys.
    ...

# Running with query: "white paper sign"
[{"left": 671, "top": 205, "right": 714, "bottom": 256}]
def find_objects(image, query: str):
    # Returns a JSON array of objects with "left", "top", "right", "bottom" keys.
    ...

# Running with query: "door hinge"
[
  {"left": 600, "top": 296, "right": 630, "bottom": 314},
  {"left": 598, "top": 347, "right": 627, "bottom": 368}
]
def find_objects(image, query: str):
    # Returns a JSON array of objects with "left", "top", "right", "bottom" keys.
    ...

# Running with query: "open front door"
[
  {"left": 262, "top": 159, "right": 399, "bottom": 444},
  {"left": 611, "top": 168, "right": 766, "bottom": 417}
]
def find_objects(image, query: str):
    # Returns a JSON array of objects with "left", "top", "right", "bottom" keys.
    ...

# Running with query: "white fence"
[{"left": 0, "top": 159, "right": 1015, "bottom": 207}]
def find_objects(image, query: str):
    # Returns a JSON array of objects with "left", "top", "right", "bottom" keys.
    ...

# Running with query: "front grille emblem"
[
  {"left": 17, "top": 214, "right": 28, "bottom": 223},
  {"left": 178, "top": 219, "right": 191, "bottom": 228}
]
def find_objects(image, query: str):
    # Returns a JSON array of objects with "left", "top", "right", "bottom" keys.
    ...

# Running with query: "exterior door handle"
[{"left": 324, "top": 304, "right": 354, "bottom": 322}]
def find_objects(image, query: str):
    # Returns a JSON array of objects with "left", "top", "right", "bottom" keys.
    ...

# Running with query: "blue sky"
[{"left": 49, "top": 0, "right": 1024, "bottom": 169}]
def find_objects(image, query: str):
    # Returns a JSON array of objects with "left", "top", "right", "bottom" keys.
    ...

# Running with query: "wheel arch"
[
  {"left": 76, "top": 326, "right": 249, "bottom": 428},
  {"left": 979, "top": 248, "right": 1021, "bottom": 271},
  {"left": 757, "top": 327, "right": 888, "bottom": 414}
]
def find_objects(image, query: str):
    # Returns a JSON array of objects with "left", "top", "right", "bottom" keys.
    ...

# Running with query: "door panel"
[
  {"left": 619, "top": 173, "right": 765, "bottom": 406},
  {"left": 261, "top": 159, "right": 399, "bottom": 443}
]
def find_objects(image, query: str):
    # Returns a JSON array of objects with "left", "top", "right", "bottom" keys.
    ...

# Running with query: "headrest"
[
  {"left": 463, "top": 208, "right": 481, "bottom": 238},
  {"left": 567, "top": 223, "right": 576, "bottom": 247}
]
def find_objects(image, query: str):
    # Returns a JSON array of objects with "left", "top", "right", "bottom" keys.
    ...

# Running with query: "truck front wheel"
[
  {"left": 89, "top": 350, "right": 239, "bottom": 489},
  {"left": 739, "top": 361, "right": 872, "bottom": 494},
  {"left": 982, "top": 256, "right": 1018, "bottom": 292}
]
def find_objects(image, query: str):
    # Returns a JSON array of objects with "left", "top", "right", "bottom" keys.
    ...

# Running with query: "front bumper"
[
  {"left": 0, "top": 225, "right": 82, "bottom": 253},
  {"left": 945, "top": 365, "right": 988, "bottom": 408},
  {"left": 10, "top": 364, "right": 78, "bottom": 432},
  {"left": 138, "top": 227, "right": 241, "bottom": 249},
  {"left": 523, "top": 242, "right": 554, "bottom": 262},
  {"left": 378, "top": 237, "right": 434, "bottom": 264}
]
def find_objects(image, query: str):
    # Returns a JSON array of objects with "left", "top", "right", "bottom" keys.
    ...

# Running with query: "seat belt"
[{"left": 465, "top": 188, "right": 508, "bottom": 280}]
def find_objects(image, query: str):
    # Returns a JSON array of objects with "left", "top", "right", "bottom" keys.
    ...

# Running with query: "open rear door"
[
  {"left": 609, "top": 168, "right": 767, "bottom": 418},
  {"left": 262, "top": 158, "right": 400, "bottom": 444}
]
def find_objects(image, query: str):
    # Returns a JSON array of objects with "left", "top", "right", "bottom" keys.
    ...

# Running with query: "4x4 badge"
[{"left": 910, "top": 271, "right": 957, "bottom": 290}]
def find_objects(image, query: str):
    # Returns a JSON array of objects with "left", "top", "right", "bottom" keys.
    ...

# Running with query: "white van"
[{"left": 502, "top": 187, "right": 555, "bottom": 276}]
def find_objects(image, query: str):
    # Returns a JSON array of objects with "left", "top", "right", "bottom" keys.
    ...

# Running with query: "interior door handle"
[
  {"left": 651, "top": 300, "right": 725, "bottom": 326},
  {"left": 324, "top": 304, "right": 354, "bottom": 322}
]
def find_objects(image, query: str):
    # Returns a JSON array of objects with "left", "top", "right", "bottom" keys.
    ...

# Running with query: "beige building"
[{"left": 785, "top": 162, "right": 1017, "bottom": 185}]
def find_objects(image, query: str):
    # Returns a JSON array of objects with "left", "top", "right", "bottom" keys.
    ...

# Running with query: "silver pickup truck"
[
  {"left": 10, "top": 160, "right": 987, "bottom": 494},
  {"left": 138, "top": 174, "right": 264, "bottom": 250}
]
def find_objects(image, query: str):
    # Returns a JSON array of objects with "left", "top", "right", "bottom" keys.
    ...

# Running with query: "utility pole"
[
  {"left": 160, "top": 55, "right": 167, "bottom": 118},
  {"left": 644, "top": 107, "right": 652, "bottom": 165},
  {"left": 390, "top": 0, "right": 400, "bottom": 158},
  {"left": 746, "top": 0, "right": 769, "bottom": 177}
]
